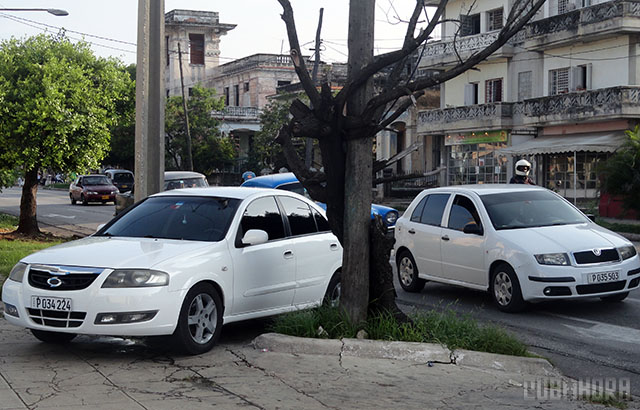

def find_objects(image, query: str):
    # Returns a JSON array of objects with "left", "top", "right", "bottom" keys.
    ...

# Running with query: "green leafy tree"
[
  {"left": 104, "top": 64, "right": 136, "bottom": 170},
  {"left": 599, "top": 126, "right": 640, "bottom": 214},
  {"left": 165, "top": 84, "right": 234, "bottom": 174},
  {"left": 0, "top": 34, "right": 132, "bottom": 235}
]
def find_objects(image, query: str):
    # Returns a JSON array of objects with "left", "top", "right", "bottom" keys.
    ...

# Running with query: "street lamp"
[{"left": 0, "top": 8, "right": 68, "bottom": 16}]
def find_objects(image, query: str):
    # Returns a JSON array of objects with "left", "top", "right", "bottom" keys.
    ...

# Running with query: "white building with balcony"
[{"left": 417, "top": 0, "right": 640, "bottom": 202}]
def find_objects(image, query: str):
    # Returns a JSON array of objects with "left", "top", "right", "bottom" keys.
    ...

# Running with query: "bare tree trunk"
[
  {"left": 341, "top": 0, "right": 375, "bottom": 325},
  {"left": 16, "top": 167, "right": 40, "bottom": 235}
]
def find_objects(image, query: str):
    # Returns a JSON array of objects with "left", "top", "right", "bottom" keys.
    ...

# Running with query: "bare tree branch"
[
  {"left": 277, "top": 0, "right": 321, "bottom": 108},
  {"left": 365, "top": 0, "right": 546, "bottom": 113},
  {"left": 275, "top": 125, "right": 328, "bottom": 202}
]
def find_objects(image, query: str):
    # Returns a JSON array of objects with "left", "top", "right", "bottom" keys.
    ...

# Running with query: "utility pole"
[
  {"left": 177, "top": 42, "right": 193, "bottom": 171},
  {"left": 305, "top": 7, "right": 323, "bottom": 169},
  {"left": 134, "top": 0, "right": 165, "bottom": 202}
]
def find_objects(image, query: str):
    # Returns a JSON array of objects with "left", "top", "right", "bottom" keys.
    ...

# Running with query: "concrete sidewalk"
[{"left": 1, "top": 321, "right": 633, "bottom": 409}]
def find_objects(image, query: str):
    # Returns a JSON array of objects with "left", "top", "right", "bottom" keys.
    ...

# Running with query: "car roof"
[
  {"left": 151, "top": 186, "right": 300, "bottom": 201},
  {"left": 424, "top": 184, "right": 547, "bottom": 196},
  {"left": 164, "top": 171, "right": 206, "bottom": 180},
  {"left": 241, "top": 172, "right": 299, "bottom": 188},
  {"left": 105, "top": 169, "right": 133, "bottom": 174}
]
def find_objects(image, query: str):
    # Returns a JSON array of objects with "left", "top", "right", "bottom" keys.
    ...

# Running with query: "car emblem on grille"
[
  {"left": 592, "top": 248, "right": 602, "bottom": 256},
  {"left": 47, "top": 277, "right": 63, "bottom": 288}
]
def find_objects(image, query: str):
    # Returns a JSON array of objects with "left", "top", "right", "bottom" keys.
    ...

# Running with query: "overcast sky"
[{"left": 0, "top": 1, "right": 427, "bottom": 65}]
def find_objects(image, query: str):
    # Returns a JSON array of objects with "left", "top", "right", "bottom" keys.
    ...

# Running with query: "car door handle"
[
  {"left": 408, "top": 229, "right": 416, "bottom": 234},
  {"left": 441, "top": 235, "right": 450, "bottom": 241},
  {"left": 283, "top": 250, "right": 294, "bottom": 259},
  {"left": 330, "top": 243, "right": 339, "bottom": 251}
]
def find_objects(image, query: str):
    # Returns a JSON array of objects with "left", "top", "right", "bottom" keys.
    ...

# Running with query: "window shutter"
[
  {"left": 570, "top": 66, "right": 582, "bottom": 91},
  {"left": 586, "top": 63, "right": 592, "bottom": 90},
  {"left": 464, "top": 84, "right": 475, "bottom": 106}
]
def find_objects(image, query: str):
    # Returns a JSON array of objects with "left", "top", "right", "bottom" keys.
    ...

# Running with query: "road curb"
[{"left": 253, "top": 333, "right": 559, "bottom": 377}]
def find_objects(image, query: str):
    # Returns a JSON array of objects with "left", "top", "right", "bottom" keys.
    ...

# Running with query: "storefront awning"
[{"left": 499, "top": 132, "right": 627, "bottom": 155}]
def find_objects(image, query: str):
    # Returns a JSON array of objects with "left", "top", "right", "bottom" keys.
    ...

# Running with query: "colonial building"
[
  {"left": 417, "top": 0, "right": 640, "bottom": 203},
  {"left": 164, "top": 10, "right": 235, "bottom": 97}
]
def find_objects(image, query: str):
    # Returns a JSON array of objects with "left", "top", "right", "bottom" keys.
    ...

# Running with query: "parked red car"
[{"left": 69, "top": 175, "right": 119, "bottom": 205}]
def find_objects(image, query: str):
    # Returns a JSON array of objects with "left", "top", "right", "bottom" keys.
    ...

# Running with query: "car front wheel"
[
  {"left": 397, "top": 251, "right": 426, "bottom": 292},
  {"left": 490, "top": 263, "right": 526, "bottom": 313},
  {"left": 31, "top": 329, "right": 76, "bottom": 344},
  {"left": 172, "top": 283, "right": 223, "bottom": 355},
  {"left": 323, "top": 272, "right": 341, "bottom": 307}
]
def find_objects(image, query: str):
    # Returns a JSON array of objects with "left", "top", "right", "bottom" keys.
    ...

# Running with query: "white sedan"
[
  {"left": 2, "top": 187, "right": 342, "bottom": 354},
  {"left": 394, "top": 184, "right": 640, "bottom": 312}
]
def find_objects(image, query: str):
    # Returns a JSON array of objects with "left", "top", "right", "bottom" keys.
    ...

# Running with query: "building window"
[
  {"left": 549, "top": 68, "right": 569, "bottom": 95},
  {"left": 464, "top": 83, "right": 479, "bottom": 106},
  {"left": 233, "top": 85, "right": 240, "bottom": 106},
  {"left": 224, "top": 87, "right": 229, "bottom": 106},
  {"left": 487, "top": 8, "right": 504, "bottom": 31},
  {"left": 460, "top": 13, "right": 481, "bottom": 36},
  {"left": 558, "top": 0, "right": 569, "bottom": 14},
  {"left": 244, "top": 82, "right": 249, "bottom": 92},
  {"left": 277, "top": 80, "right": 291, "bottom": 87},
  {"left": 188, "top": 88, "right": 193, "bottom": 97},
  {"left": 571, "top": 64, "right": 591, "bottom": 91},
  {"left": 447, "top": 143, "right": 509, "bottom": 185},
  {"left": 545, "top": 152, "right": 607, "bottom": 198},
  {"left": 485, "top": 78, "right": 503, "bottom": 103},
  {"left": 165, "top": 36, "right": 170, "bottom": 66},
  {"left": 189, "top": 33, "right": 205, "bottom": 65},
  {"left": 518, "top": 71, "right": 532, "bottom": 100}
]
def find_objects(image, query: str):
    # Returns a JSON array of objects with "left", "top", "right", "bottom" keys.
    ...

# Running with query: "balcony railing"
[
  {"left": 212, "top": 106, "right": 261, "bottom": 119},
  {"left": 420, "top": 0, "right": 640, "bottom": 64},
  {"left": 417, "top": 86, "right": 640, "bottom": 132},
  {"left": 219, "top": 54, "right": 295, "bottom": 75}
]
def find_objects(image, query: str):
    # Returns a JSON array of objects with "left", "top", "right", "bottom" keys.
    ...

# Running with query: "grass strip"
[{"left": 270, "top": 305, "right": 530, "bottom": 357}]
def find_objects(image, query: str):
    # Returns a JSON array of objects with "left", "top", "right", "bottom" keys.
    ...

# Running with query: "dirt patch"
[{"left": 0, "top": 230, "right": 78, "bottom": 242}]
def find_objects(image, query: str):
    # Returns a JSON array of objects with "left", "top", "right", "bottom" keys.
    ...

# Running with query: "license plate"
[
  {"left": 101, "top": 195, "right": 109, "bottom": 200},
  {"left": 121, "top": 185, "right": 128, "bottom": 189},
  {"left": 586, "top": 271, "right": 619, "bottom": 284},
  {"left": 30, "top": 296, "right": 72, "bottom": 311}
]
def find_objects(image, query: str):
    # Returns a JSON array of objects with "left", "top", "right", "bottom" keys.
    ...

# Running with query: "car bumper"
[
  {"left": 2, "top": 278, "right": 185, "bottom": 337},
  {"left": 519, "top": 259, "right": 640, "bottom": 302},
  {"left": 86, "top": 193, "right": 116, "bottom": 202}
]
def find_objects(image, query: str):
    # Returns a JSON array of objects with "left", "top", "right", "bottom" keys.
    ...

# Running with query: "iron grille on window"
[
  {"left": 485, "top": 78, "right": 503, "bottom": 103},
  {"left": 550, "top": 68, "right": 569, "bottom": 95},
  {"left": 558, "top": 0, "right": 569, "bottom": 14},
  {"left": 488, "top": 8, "right": 503, "bottom": 31},
  {"left": 189, "top": 33, "right": 205, "bottom": 65}
]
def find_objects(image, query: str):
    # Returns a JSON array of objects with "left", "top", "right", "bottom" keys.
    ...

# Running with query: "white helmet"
[{"left": 515, "top": 159, "right": 531, "bottom": 176}]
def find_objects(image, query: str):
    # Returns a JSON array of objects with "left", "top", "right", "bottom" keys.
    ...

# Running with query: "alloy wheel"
[
  {"left": 494, "top": 271, "right": 513, "bottom": 306},
  {"left": 187, "top": 293, "right": 217, "bottom": 344},
  {"left": 399, "top": 256, "right": 415, "bottom": 287}
]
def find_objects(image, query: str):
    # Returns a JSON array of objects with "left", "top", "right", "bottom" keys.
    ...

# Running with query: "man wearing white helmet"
[{"left": 509, "top": 159, "right": 535, "bottom": 184}]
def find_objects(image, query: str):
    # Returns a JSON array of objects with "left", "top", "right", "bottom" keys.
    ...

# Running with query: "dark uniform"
[{"left": 509, "top": 175, "right": 535, "bottom": 185}]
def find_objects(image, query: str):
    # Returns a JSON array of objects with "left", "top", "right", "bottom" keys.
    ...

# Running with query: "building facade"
[{"left": 417, "top": 0, "right": 640, "bottom": 202}]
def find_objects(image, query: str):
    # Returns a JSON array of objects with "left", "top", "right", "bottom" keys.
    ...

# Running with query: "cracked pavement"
[{"left": 0, "top": 320, "right": 636, "bottom": 409}]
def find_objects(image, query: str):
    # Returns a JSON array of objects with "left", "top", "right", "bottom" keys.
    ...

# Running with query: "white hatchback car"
[
  {"left": 394, "top": 185, "right": 640, "bottom": 312},
  {"left": 2, "top": 187, "right": 342, "bottom": 354}
]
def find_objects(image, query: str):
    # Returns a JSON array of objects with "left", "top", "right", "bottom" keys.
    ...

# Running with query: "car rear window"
[
  {"left": 99, "top": 196, "right": 240, "bottom": 241},
  {"left": 112, "top": 173, "right": 134, "bottom": 183}
]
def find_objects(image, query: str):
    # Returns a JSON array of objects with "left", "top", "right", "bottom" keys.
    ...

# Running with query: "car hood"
[
  {"left": 496, "top": 223, "right": 630, "bottom": 253},
  {"left": 20, "top": 236, "right": 219, "bottom": 270}
]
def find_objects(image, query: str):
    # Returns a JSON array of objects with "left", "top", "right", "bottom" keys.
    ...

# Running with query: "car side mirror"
[
  {"left": 463, "top": 222, "right": 483, "bottom": 235},
  {"left": 585, "top": 213, "right": 596, "bottom": 222},
  {"left": 241, "top": 229, "right": 269, "bottom": 246}
]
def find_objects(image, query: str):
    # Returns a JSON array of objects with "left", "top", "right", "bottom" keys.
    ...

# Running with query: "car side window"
[
  {"left": 240, "top": 197, "right": 285, "bottom": 241},
  {"left": 410, "top": 197, "right": 427, "bottom": 222},
  {"left": 278, "top": 196, "right": 317, "bottom": 236},
  {"left": 419, "top": 194, "right": 450, "bottom": 226},
  {"left": 448, "top": 195, "right": 482, "bottom": 232},
  {"left": 313, "top": 209, "right": 331, "bottom": 232}
]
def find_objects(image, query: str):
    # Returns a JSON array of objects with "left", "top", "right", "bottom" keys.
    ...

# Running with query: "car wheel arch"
[
  {"left": 488, "top": 260, "right": 513, "bottom": 290},
  {"left": 395, "top": 246, "right": 412, "bottom": 265}
]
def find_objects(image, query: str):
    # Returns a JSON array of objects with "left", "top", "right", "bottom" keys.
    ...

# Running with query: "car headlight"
[
  {"left": 102, "top": 269, "right": 169, "bottom": 288},
  {"left": 618, "top": 245, "right": 637, "bottom": 260},
  {"left": 88, "top": 191, "right": 98, "bottom": 195},
  {"left": 534, "top": 253, "right": 570, "bottom": 265},
  {"left": 384, "top": 211, "right": 398, "bottom": 226},
  {"left": 8, "top": 262, "right": 28, "bottom": 282}
]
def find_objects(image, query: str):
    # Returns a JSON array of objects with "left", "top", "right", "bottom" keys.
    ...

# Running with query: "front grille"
[
  {"left": 573, "top": 249, "right": 619, "bottom": 265},
  {"left": 576, "top": 280, "right": 626, "bottom": 295},
  {"left": 29, "top": 268, "right": 100, "bottom": 291},
  {"left": 27, "top": 309, "right": 86, "bottom": 328}
]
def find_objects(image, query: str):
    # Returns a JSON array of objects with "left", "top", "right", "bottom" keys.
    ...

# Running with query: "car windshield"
[
  {"left": 164, "top": 177, "right": 208, "bottom": 190},
  {"left": 99, "top": 196, "right": 240, "bottom": 241},
  {"left": 481, "top": 190, "right": 588, "bottom": 230},
  {"left": 112, "top": 173, "right": 133, "bottom": 183},
  {"left": 84, "top": 176, "right": 111, "bottom": 186}
]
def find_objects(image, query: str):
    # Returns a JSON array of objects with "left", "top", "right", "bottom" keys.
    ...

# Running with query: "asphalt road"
[{"left": 2, "top": 186, "right": 640, "bottom": 394}]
